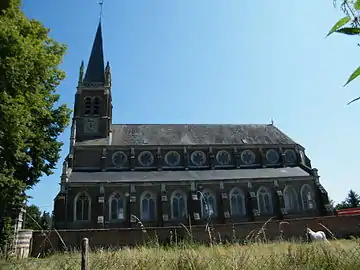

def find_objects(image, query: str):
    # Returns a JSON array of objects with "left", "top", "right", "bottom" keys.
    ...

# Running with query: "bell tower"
[{"left": 71, "top": 20, "right": 112, "bottom": 143}]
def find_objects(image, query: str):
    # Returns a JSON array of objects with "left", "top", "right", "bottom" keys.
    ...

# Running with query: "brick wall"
[{"left": 31, "top": 215, "right": 360, "bottom": 257}]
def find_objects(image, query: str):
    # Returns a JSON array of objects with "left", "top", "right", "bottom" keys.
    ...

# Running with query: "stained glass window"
[
  {"left": 171, "top": 191, "right": 186, "bottom": 219},
  {"left": 141, "top": 192, "right": 156, "bottom": 221},
  {"left": 257, "top": 187, "right": 273, "bottom": 215},
  {"left": 230, "top": 188, "right": 245, "bottom": 216},
  {"left": 75, "top": 193, "right": 90, "bottom": 221},
  {"left": 110, "top": 193, "right": 124, "bottom": 220}
]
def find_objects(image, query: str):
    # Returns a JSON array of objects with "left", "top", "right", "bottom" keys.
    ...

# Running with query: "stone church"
[{"left": 53, "top": 21, "right": 332, "bottom": 229}]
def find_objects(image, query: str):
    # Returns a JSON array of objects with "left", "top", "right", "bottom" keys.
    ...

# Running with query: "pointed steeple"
[{"left": 84, "top": 21, "right": 105, "bottom": 83}]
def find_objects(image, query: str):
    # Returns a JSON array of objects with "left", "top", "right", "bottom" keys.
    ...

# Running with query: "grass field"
[{"left": 1, "top": 240, "right": 360, "bottom": 270}]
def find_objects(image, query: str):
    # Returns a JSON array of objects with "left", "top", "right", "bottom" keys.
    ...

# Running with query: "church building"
[{"left": 53, "top": 21, "right": 332, "bottom": 229}]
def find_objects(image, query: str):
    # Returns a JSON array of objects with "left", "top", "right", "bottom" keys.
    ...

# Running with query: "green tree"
[
  {"left": 328, "top": 0, "right": 360, "bottom": 104},
  {"left": 335, "top": 189, "right": 360, "bottom": 210},
  {"left": 346, "top": 189, "right": 360, "bottom": 207},
  {"left": 0, "top": 0, "right": 71, "bottom": 250},
  {"left": 24, "top": 205, "right": 52, "bottom": 230},
  {"left": 0, "top": 216, "right": 12, "bottom": 254},
  {"left": 24, "top": 204, "right": 42, "bottom": 230},
  {"left": 40, "top": 211, "right": 52, "bottom": 230},
  {"left": 0, "top": 0, "right": 11, "bottom": 13}
]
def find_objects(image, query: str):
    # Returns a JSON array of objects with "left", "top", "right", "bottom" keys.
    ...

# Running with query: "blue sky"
[{"left": 22, "top": 0, "right": 360, "bottom": 212}]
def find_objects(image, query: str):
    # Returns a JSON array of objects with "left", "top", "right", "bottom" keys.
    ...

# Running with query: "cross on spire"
[{"left": 98, "top": 0, "right": 104, "bottom": 21}]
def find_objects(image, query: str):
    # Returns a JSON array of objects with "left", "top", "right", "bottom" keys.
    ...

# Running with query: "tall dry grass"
[
  {"left": 1, "top": 240, "right": 360, "bottom": 270},
  {"left": 2, "top": 216, "right": 359, "bottom": 269}
]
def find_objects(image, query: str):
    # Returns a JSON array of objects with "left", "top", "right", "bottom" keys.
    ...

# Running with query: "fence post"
[{"left": 81, "top": 238, "right": 89, "bottom": 270}]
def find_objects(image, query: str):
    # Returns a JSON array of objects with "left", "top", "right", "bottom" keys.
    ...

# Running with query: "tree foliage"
[
  {"left": 329, "top": 0, "right": 360, "bottom": 104},
  {"left": 24, "top": 204, "right": 52, "bottom": 230},
  {"left": 0, "top": 0, "right": 70, "bottom": 249},
  {"left": 24, "top": 205, "right": 42, "bottom": 230},
  {"left": 0, "top": 216, "right": 12, "bottom": 254},
  {"left": 335, "top": 189, "right": 360, "bottom": 210},
  {"left": 0, "top": 0, "right": 12, "bottom": 13}
]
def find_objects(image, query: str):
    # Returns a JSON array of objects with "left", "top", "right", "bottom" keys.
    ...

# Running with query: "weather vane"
[{"left": 98, "top": 0, "right": 104, "bottom": 21}]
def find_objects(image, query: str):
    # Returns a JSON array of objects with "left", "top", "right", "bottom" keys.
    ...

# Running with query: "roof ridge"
[
  {"left": 111, "top": 123, "right": 272, "bottom": 126},
  {"left": 77, "top": 124, "right": 300, "bottom": 146}
]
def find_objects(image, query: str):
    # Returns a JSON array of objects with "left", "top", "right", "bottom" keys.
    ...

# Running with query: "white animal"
[{"left": 306, "top": 227, "right": 329, "bottom": 243}]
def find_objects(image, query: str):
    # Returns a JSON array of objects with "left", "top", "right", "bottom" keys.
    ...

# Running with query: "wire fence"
[{"left": 1, "top": 238, "right": 360, "bottom": 270}]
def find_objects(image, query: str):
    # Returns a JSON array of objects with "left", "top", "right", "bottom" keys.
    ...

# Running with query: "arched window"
[
  {"left": 257, "top": 187, "right": 273, "bottom": 215},
  {"left": 109, "top": 192, "right": 125, "bottom": 221},
  {"left": 283, "top": 185, "right": 299, "bottom": 213},
  {"left": 171, "top": 190, "right": 187, "bottom": 219},
  {"left": 229, "top": 187, "right": 246, "bottom": 216},
  {"left": 140, "top": 191, "right": 156, "bottom": 221},
  {"left": 84, "top": 97, "right": 92, "bottom": 115},
  {"left": 74, "top": 192, "right": 91, "bottom": 221},
  {"left": 301, "top": 184, "right": 316, "bottom": 211},
  {"left": 93, "top": 97, "right": 101, "bottom": 115},
  {"left": 199, "top": 189, "right": 217, "bottom": 218}
]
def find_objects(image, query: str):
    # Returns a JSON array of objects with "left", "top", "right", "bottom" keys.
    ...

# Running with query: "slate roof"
[
  {"left": 68, "top": 167, "right": 310, "bottom": 183},
  {"left": 75, "top": 22, "right": 299, "bottom": 148},
  {"left": 75, "top": 124, "right": 298, "bottom": 146}
]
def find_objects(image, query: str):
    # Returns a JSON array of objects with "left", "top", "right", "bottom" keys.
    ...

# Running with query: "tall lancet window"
[
  {"left": 229, "top": 188, "right": 246, "bottom": 216},
  {"left": 301, "top": 184, "right": 316, "bottom": 211},
  {"left": 74, "top": 192, "right": 91, "bottom": 221},
  {"left": 109, "top": 192, "right": 125, "bottom": 221},
  {"left": 200, "top": 189, "right": 217, "bottom": 219},
  {"left": 140, "top": 192, "right": 156, "bottom": 221},
  {"left": 283, "top": 185, "right": 299, "bottom": 213},
  {"left": 257, "top": 187, "right": 273, "bottom": 215},
  {"left": 84, "top": 97, "right": 92, "bottom": 115},
  {"left": 171, "top": 190, "right": 187, "bottom": 219},
  {"left": 93, "top": 97, "right": 101, "bottom": 115}
]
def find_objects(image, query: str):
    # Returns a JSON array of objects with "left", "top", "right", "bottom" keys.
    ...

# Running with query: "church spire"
[{"left": 83, "top": 21, "right": 105, "bottom": 83}]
